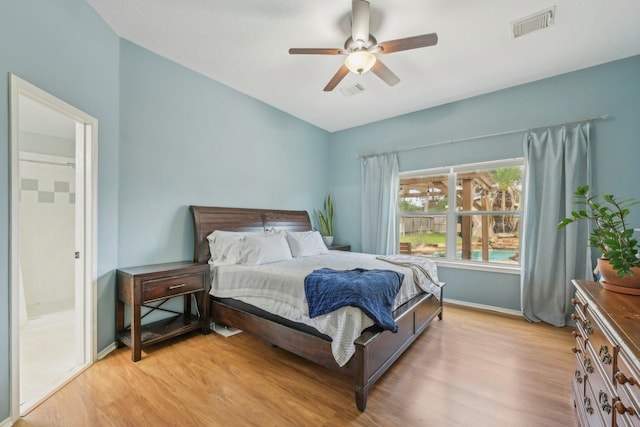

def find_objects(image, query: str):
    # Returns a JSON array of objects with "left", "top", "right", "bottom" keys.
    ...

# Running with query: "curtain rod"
[{"left": 359, "top": 114, "right": 608, "bottom": 159}]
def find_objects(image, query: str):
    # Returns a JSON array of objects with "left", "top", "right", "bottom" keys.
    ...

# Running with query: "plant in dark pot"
[
  {"left": 558, "top": 185, "right": 640, "bottom": 294},
  {"left": 316, "top": 195, "right": 334, "bottom": 247}
]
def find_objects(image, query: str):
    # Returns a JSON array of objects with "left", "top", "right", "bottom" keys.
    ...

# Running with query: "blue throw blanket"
[{"left": 304, "top": 268, "right": 404, "bottom": 332}]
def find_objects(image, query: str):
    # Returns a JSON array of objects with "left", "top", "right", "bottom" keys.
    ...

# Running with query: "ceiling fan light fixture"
[{"left": 345, "top": 50, "right": 376, "bottom": 74}]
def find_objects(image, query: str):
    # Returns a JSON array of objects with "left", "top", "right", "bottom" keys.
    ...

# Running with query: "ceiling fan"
[{"left": 288, "top": 0, "right": 438, "bottom": 92}]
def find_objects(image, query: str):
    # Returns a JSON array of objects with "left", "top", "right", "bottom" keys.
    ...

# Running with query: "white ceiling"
[{"left": 87, "top": 0, "right": 640, "bottom": 132}]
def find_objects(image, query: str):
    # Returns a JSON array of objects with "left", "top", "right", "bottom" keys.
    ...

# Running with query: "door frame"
[{"left": 9, "top": 74, "right": 98, "bottom": 419}]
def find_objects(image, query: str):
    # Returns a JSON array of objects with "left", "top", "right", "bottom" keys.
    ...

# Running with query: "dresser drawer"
[
  {"left": 584, "top": 306, "right": 617, "bottom": 382},
  {"left": 583, "top": 378, "right": 606, "bottom": 427},
  {"left": 142, "top": 272, "right": 205, "bottom": 301},
  {"left": 572, "top": 300, "right": 589, "bottom": 339},
  {"left": 615, "top": 351, "right": 640, "bottom": 426},
  {"left": 574, "top": 356, "right": 587, "bottom": 398},
  {"left": 586, "top": 363, "right": 615, "bottom": 427}
]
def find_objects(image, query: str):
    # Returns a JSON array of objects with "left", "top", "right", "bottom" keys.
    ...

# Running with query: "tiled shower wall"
[{"left": 19, "top": 152, "right": 76, "bottom": 318}]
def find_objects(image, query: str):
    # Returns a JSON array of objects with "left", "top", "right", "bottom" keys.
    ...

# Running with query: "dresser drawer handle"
[
  {"left": 584, "top": 397, "right": 594, "bottom": 415},
  {"left": 571, "top": 298, "right": 584, "bottom": 308},
  {"left": 615, "top": 400, "right": 638, "bottom": 416},
  {"left": 575, "top": 370, "right": 583, "bottom": 384},
  {"left": 616, "top": 371, "right": 639, "bottom": 386},
  {"left": 584, "top": 319, "right": 593, "bottom": 335},
  {"left": 168, "top": 284, "right": 186, "bottom": 290},
  {"left": 571, "top": 347, "right": 582, "bottom": 354},
  {"left": 584, "top": 357, "right": 594, "bottom": 374},
  {"left": 599, "top": 345, "right": 613, "bottom": 365},
  {"left": 599, "top": 391, "right": 612, "bottom": 414},
  {"left": 572, "top": 331, "right": 583, "bottom": 340}
]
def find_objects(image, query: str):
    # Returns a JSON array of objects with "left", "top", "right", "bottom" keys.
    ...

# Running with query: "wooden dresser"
[{"left": 571, "top": 280, "right": 640, "bottom": 426}]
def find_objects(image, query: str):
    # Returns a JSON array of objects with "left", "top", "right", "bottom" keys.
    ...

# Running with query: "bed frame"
[{"left": 190, "top": 205, "right": 444, "bottom": 411}]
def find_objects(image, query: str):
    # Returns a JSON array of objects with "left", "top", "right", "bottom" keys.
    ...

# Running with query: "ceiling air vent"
[
  {"left": 340, "top": 83, "right": 365, "bottom": 97},
  {"left": 512, "top": 7, "right": 555, "bottom": 38}
]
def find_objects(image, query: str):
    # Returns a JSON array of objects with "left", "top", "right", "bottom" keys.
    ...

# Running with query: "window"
[{"left": 399, "top": 159, "right": 524, "bottom": 267}]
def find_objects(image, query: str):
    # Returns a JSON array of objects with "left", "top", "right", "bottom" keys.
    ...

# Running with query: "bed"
[{"left": 190, "top": 206, "right": 444, "bottom": 411}]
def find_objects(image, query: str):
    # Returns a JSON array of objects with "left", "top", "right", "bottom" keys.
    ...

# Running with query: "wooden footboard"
[
  {"left": 353, "top": 291, "right": 442, "bottom": 410},
  {"left": 211, "top": 287, "right": 444, "bottom": 411}
]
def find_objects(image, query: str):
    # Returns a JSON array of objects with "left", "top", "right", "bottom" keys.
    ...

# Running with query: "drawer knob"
[
  {"left": 575, "top": 370, "right": 583, "bottom": 384},
  {"left": 168, "top": 283, "right": 186, "bottom": 290},
  {"left": 572, "top": 330, "right": 583, "bottom": 339},
  {"left": 571, "top": 347, "right": 582, "bottom": 354},
  {"left": 616, "top": 371, "right": 639, "bottom": 386},
  {"left": 571, "top": 298, "right": 584, "bottom": 307},
  {"left": 614, "top": 400, "right": 638, "bottom": 416}
]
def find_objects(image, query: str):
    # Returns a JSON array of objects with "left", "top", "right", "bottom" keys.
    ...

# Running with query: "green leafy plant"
[
  {"left": 315, "top": 195, "right": 334, "bottom": 236},
  {"left": 558, "top": 185, "right": 640, "bottom": 278}
]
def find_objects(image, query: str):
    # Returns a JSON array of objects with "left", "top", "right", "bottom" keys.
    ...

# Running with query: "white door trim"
[{"left": 9, "top": 74, "right": 98, "bottom": 420}]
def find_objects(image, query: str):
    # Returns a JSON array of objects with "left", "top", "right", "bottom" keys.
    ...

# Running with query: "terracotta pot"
[{"left": 597, "top": 258, "right": 640, "bottom": 295}]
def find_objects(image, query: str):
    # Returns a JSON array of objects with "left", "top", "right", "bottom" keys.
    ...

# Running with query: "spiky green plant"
[
  {"left": 315, "top": 195, "right": 334, "bottom": 236},
  {"left": 558, "top": 185, "right": 640, "bottom": 278}
]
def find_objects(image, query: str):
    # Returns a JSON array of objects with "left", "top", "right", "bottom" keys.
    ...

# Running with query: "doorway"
[{"left": 9, "top": 75, "right": 97, "bottom": 417}]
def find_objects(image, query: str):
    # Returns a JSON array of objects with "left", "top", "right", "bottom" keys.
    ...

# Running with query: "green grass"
[{"left": 400, "top": 232, "right": 456, "bottom": 246}]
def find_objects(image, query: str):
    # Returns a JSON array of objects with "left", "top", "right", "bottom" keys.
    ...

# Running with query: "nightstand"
[
  {"left": 116, "top": 261, "right": 210, "bottom": 361},
  {"left": 328, "top": 244, "right": 351, "bottom": 251}
]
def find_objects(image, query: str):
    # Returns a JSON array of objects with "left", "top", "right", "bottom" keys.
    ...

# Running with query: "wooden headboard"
[{"left": 190, "top": 206, "right": 312, "bottom": 264}]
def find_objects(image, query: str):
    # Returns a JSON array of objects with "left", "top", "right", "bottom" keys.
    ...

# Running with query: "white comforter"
[{"left": 210, "top": 251, "right": 440, "bottom": 367}]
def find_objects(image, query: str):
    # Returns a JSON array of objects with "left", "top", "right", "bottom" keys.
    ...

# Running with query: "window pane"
[
  {"left": 455, "top": 166, "right": 523, "bottom": 213},
  {"left": 455, "top": 214, "right": 520, "bottom": 264},
  {"left": 399, "top": 160, "right": 523, "bottom": 266},
  {"left": 399, "top": 214, "right": 448, "bottom": 257}
]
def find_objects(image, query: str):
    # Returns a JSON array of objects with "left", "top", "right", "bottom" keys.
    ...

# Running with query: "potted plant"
[
  {"left": 558, "top": 185, "right": 640, "bottom": 293},
  {"left": 315, "top": 195, "right": 334, "bottom": 246}
]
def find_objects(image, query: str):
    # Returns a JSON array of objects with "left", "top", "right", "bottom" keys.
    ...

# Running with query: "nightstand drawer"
[{"left": 142, "top": 273, "right": 205, "bottom": 301}]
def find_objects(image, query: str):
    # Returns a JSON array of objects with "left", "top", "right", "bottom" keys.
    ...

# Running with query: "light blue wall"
[
  {"left": 0, "top": 0, "right": 120, "bottom": 421},
  {"left": 2, "top": 1, "right": 640, "bottom": 423},
  {"left": 118, "top": 40, "right": 331, "bottom": 268},
  {"left": 329, "top": 55, "right": 640, "bottom": 311}
]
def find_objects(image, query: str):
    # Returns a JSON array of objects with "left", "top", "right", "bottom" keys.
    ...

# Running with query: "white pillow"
[
  {"left": 285, "top": 230, "right": 329, "bottom": 258},
  {"left": 240, "top": 233, "right": 293, "bottom": 265},
  {"left": 207, "top": 230, "right": 259, "bottom": 266}
]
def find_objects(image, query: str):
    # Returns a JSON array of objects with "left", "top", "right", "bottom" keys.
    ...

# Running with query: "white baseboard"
[
  {"left": 97, "top": 342, "right": 118, "bottom": 360},
  {"left": 444, "top": 298, "right": 523, "bottom": 317},
  {"left": 1, "top": 417, "right": 13, "bottom": 427}
]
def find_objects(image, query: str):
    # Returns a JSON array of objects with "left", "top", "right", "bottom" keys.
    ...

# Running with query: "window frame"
[{"left": 399, "top": 158, "right": 524, "bottom": 274}]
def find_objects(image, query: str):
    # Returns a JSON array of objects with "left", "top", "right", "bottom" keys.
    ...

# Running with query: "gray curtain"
[
  {"left": 521, "top": 123, "right": 592, "bottom": 326},
  {"left": 361, "top": 153, "right": 399, "bottom": 255}
]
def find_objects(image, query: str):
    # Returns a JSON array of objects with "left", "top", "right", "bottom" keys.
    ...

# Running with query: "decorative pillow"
[
  {"left": 240, "top": 233, "right": 293, "bottom": 265},
  {"left": 285, "top": 230, "right": 329, "bottom": 258},
  {"left": 207, "top": 230, "right": 258, "bottom": 266}
]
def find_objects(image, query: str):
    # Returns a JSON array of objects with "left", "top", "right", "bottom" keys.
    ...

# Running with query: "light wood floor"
[{"left": 15, "top": 304, "right": 579, "bottom": 427}]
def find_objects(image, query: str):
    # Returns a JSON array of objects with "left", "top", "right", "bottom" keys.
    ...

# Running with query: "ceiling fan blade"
[
  {"left": 371, "top": 59, "right": 400, "bottom": 86},
  {"left": 377, "top": 33, "right": 438, "bottom": 54},
  {"left": 324, "top": 65, "right": 350, "bottom": 92},
  {"left": 289, "top": 48, "right": 344, "bottom": 55},
  {"left": 351, "top": 0, "right": 370, "bottom": 44}
]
